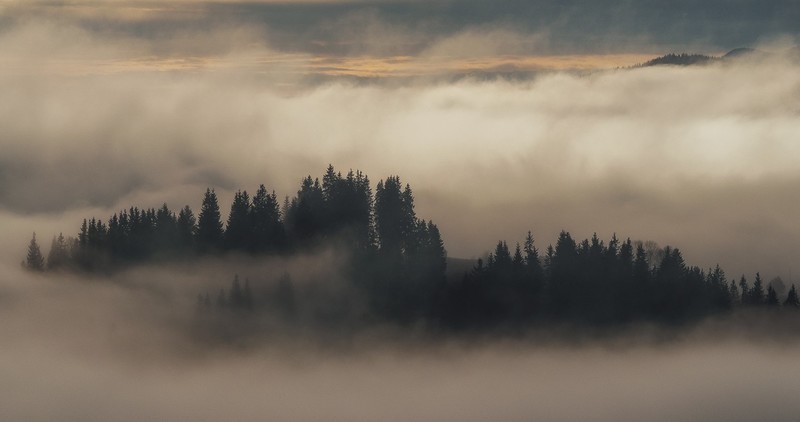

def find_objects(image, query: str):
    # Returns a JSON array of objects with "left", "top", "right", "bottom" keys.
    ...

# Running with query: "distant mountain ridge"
[{"left": 636, "top": 46, "right": 799, "bottom": 67}]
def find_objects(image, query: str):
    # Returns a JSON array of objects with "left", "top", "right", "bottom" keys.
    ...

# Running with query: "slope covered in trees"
[{"left": 23, "top": 166, "right": 800, "bottom": 331}]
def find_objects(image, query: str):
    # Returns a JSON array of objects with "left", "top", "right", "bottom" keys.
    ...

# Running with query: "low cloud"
[
  {"left": 3, "top": 262, "right": 800, "bottom": 421},
  {"left": 1, "top": 18, "right": 799, "bottom": 278}
]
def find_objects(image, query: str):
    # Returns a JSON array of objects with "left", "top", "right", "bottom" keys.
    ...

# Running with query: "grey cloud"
[
  {"left": 4, "top": 0, "right": 799, "bottom": 56},
  {"left": 3, "top": 264, "right": 800, "bottom": 421},
  {"left": 1, "top": 18, "right": 800, "bottom": 278}
]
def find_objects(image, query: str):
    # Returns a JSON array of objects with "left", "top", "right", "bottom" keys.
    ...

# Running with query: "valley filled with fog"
[{"left": 2, "top": 2, "right": 800, "bottom": 420}]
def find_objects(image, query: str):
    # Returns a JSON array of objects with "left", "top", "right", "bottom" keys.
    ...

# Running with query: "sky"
[{"left": 0, "top": 0, "right": 799, "bottom": 277}]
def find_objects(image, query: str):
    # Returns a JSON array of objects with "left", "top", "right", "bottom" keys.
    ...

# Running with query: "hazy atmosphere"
[{"left": 2, "top": 1, "right": 800, "bottom": 420}]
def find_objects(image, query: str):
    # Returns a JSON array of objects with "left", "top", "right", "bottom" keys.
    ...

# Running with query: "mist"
[
  {"left": 3, "top": 5, "right": 800, "bottom": 420},
  {"left": 1, "top": 17, "right": 799, "bottom": 276},
  {"left": 4, "top": 261, "right": 800, "bottom": 421}
]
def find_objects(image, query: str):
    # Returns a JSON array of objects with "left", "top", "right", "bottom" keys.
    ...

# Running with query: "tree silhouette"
[
  {"left": 26, "top": 165, "right": 800, "bottom": 332},
  {"left": 766, "top": 285, "right": 780, "bottom": 307},
  {"left": 25, "top": 232, "right": 45, "bottom": 272},
  {"left": 251, "top": 184, "right": 284, "bottom": 252},
  {"left": 784, "top": 284, "right": 799, "bottom": 308},
  {"left": 728, "top": 280, "right": 740, "bottom": 305},
  {"left": 224, "top": 190, "right": 251, "bottom": 251},
  {"left": 738, "top": 276, "right": 750, "bottom": 305},
  {"left": 176, "top": 205, "right": 196, "bottom": 253},
  {"left": 375, "top": 176, "right": 413, "bottom": 257},
  {"left": 46, "top": 233, "right": 69, "bottom": 271},
  {"left": 197, "top": 188, "right": 224, "bottom": 252},
  {"left": 749, "top": 273, "right": 765, "bottom": 305}
]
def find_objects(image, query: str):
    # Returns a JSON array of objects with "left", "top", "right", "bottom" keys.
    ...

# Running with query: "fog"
[
  {"left": 1, "top": 17, "right": 799, "bottom": 276},
  {"left": 2, "top": 5, "right": 800, "bottom": 419},
  {"left": 3, "top": 263, "right": 800, "bottom": 421}
]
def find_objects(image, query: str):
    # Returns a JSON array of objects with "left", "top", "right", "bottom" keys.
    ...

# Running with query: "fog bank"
[{"left": 3, "top": 264, "right": 800, "bottom": 421}]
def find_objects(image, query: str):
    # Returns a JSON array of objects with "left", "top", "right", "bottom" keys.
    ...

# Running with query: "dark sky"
[{"left": 4, "top": 0, "right": 799, "bottom": 56}]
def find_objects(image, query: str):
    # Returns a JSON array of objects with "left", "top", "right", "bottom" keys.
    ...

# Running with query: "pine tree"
[
  {"left": 426, "top": 221, "right": 447, "bottom": 277},
  {"left": 196, "top": 188, "right": 224, "bottom": 252},
  {"left": 512, "top": 243, "right": 525, "bottom": 269},
  {"left": 224, "top": 190, "right": 251, "bottom": 250},
  {"left": 523, "top": 231, "right": 544, "bottom": 285},
  {"left": 633, "top": 243, "right": 650, "bottom": 284},
  {"left": 25, "top": 232, "right": 45, "bottom": 272},
  {"left": 46, "top": 233, "right": 69, "bottom": 270},
  {"left": 251, "top": 184, "right": 283, "bottom": 252},
  {"left": 375, "top": 176, "right": 410, "bottom": 257},
  {"left": 784, "top": 284, "right": 799, "bottom": 308},
  {"left": 766, "top": 285, "right": 780, "bottom": 307},
  {"left": 176, "top": 205, "right": 196, "bottom": 253},
  {"left": 286, "top": 176, "right": 325, "bottom": 243},
  {"left": 739, "top": 276, "right": 749, "bottom": 305},
  {"left": 154, "top": 203, "right": 178, "bottom": 252},
  {"left": 750, "top": 273, "right": 765, "bottom": 305},
  {"left": 729, "top": 280, "right": 740, "bottom": 305}
]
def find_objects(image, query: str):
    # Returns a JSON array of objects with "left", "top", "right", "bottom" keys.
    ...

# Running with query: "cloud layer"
[
  {"left": 3, "top": 266, "right": 800, "bottom": 421},
  {"left": 0, "top": 15, "right": 799, "bottom": 276}
]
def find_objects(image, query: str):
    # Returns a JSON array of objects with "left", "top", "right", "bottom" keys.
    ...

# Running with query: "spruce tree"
[
  {"left": 729, "top": 280, "right": 740, "bottom": 305},
  {"left": 176, "top": 205, "right": 196, "bottom": 252},
  {"left": 251, "top": 184, "right": 283, "bottom": 252},
  {"left": 784, "top": 285, "right": 799, "bottom": 308},
  {"left": 196, "top": 188, "right": 224, "bottom": 252},
  {"left": 46, "top": 233, "right": 69, "bottom": 270},
  {"left": 25, "top": 233, "right": 45, "bottom": 272},
  {"left": 224, "top": 190, "right": 251, "bottom": 250},
  {"left": 766, "top": 285, "right": 780, "bottom": 307},
  {"left": 739, "top": 276, "right": 749, "bottom": 305},
  {"left": 750, "top": 273, "right": 765, "bottom": 305},
  {"left": 375, "top": 176, "right": 405, "bottom": 256}
]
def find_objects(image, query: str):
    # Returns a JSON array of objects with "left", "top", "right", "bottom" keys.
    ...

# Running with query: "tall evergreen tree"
[
  {"left": 375, "top": 176, "right": 416, "bottom": 257},
  {"left": 739, "top": 276, "right": 749, "bottom": 305},
  {"left": 176, "top": 205, "right": 196, "bottom": 253},
  {"left": 285, "top": 176, "right": 325, "bottom": 243},
  {"left": 766, "top": 285, "right": 780, "bottom": 307},
  {"left": 251, "top": 184, "right": 284, "bottom": 252},
  {"left": 224, "top": 190, "right": 251, "bottom": 250},
  {"left": 729, "top": 280, "right": 740, "bottom": 305},
  {"left": 750, "top": 273, "right": 765, "bottom": 305},
  {"left": 196, "top": 188, "right": 224, "bottom": 252},
  {"left": 25, "top": 232, "right": 45, "bottom": 272},
  {"left": 784, "top": 284, "right": 800, "bottom": 308},
  {"left": 633, "top": 243, "right": 650, "bottom": 284},
  {"left": 154, "top": 203, "right": 178, "bottom": 253},
  {"left": 46, "top": 233, "right": 69, "bottom": 271}
]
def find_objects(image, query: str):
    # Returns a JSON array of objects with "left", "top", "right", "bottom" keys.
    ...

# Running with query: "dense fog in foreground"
[{"left": 3, "top": 263, "right": 800, "bottom": 421}]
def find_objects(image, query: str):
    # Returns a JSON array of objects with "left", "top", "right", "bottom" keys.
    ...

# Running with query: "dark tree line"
[
  {"left": 437, "top": 232, "right": 798, "bottom": 329},
  {"left": 23, "top": 166, "right": 799, "bottom": 329},
  {"left": 25, "top": 166, "right": 418, "bottom": 269}
]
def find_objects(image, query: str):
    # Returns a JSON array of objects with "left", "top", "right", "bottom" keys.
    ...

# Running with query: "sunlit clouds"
[{"left": 1, "top": 3, "right": 799, "bottom": 278}]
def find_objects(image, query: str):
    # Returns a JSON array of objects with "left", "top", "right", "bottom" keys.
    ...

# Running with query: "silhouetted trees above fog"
[{"left": 23, "top": 165, "right": 800, "bottom": 331}]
